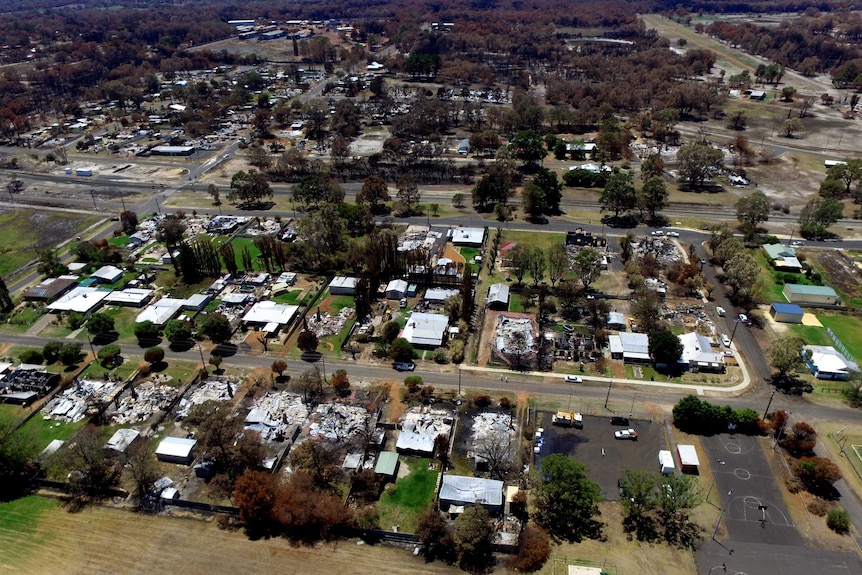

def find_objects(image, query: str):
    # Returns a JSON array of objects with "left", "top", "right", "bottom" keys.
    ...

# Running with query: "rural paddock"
[{"left": 0, "top": 498, "right": 462, "bottom": 575}]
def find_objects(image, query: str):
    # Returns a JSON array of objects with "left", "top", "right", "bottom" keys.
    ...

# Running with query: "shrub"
[
  {"left": 66, "top": 312, "right": 85, "bottom": 329},
  {"left": 433, "top": 347, "right": 449, "bottom": 364},
  {"left": 404, "top": 375, "right": 423, "bottom": 393},
  {"left": 826, "top": 509, "right": 850, "bottom": 533},
  {"left": 793, "top": 456, "right": 842, "bottom": 493},
  {"left": 19, "top": 349, "right": 44, "bottom": 364},
  {"left": 472, "top": 394, "right": 492, "bottom": 409},
  {"left": 144, "top": 346, "right": 165, "bottom": 364},
  {"left": 448, "top": 339, "right": 465, "bottom": 363},
  {"left": 506, "top": 523, "right": 551, "bottom": 572},
  {"left": 499, "top": 397, "right": 513, "bottom": 410},
  {"left": 807, "top": 498, "right": 829, "bottom": 517}
]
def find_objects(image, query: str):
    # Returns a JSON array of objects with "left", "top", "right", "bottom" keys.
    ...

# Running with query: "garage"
[{"left": 769, "top": 302, "right": 804, "bottom": 324}]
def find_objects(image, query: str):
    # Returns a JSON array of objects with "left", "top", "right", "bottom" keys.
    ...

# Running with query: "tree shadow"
[
  {"left": 213, "top": 343, "right": 238, "bottom": 358},
  {"left": 601, "top": 214, "right": 638, "bottom": 228},
  {"left": 136, "top": 337, "right": 163, "bottom": 349},
  {"left": 150, "top": 360, "right": 168, "bottom": 373},
  {"left": 238, "top": 201, "right": 275, "bottom": 211},
  {"left": 92, "top": 333, "right": 118, "bottom": 345},
  {"left": 169, "top": 340, "right": 194, "bottom": 352},
  {"left": 301, "top": 351, "right": 323, "bottom": 363}
]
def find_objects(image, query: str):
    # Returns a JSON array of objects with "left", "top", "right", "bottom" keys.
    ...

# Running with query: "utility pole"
[
  {"left": 90, "top": 189, "right": 98, "bottom": 210},
  {"left": 763, "top": 388, "right": 776, "bottom": 419},
  {"left": 604, "top": 379, "right": 612, "bottom": 410}
]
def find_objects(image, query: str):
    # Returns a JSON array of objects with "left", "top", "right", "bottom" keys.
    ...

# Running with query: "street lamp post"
[
  {"left": 712, "top": 489, "right": 734, "bottom": 541},
  {"left": 629, "top": 393, "right": 637, "bottom": 418},
  {"left": 89, "top": 189, "right": 98, "bottom": 210},
  {"left": 198, "top": 343, "right": 206, "bottom": 372},
  {"left": 458, "top": 367, "right": 462, "bottom": 396},
  {"left": 706, "top": 459, "right": 726, "bottom": 501},
  {"left": 604, "top": 379, "right": 612, "bottom": 410},
  {"left": 763, "top": 388, "right": 776, "bottom": 419}
]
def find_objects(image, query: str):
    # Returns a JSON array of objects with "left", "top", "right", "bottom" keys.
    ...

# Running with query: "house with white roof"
[
  {"left": 450, "top": 226, "right": 485, "bottom": 246},
  {"left": 47, "top": 286, "right": 111, "bottom": 315},
  {"left": 804, "top": 345, "right": 853, "bottom": 380},
  {"left": 608, "top": 332, "right": 650, "bottom": 363},
  {"left": 400, "top": 312, "right": 449, "bottom": 347},
  {"left": 104, "top": 288, "right": 154, "bottom": 307},
  {"left": 135, "top": 297, "right": 186, "bottom": 325},
  {"left": 90, "top": 265, "right": 124, "bottom": 284},
  {"left": 677, "top": 332, "right": 725, "bottom": 372},
  {"left": 439, "top": 475, "right": 504, "bottom": 515},
  {"left": 242, "top": 301, "right": 299, "bottom": 334}
]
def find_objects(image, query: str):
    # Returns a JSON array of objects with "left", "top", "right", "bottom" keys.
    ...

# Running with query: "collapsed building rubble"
[
  {"left": 306, "top": 306, "right": 355, "bottom": 338},
  {"left": 492, "top": 314, "right": 538, "bottom": 368},
  {"left": 468, "top": 412, "right": 517, "bottom": 469},
  {"left": 43, "top": 379, "right": 120, "bottom": 423},
  {"left": 176, "top": 377, "right": 239, "bottom": 419},
  {"left": 110, "top": 377, "right": 180, "bottom": 425},
  {"left": 396, "top": 406, "right": 453, "bottom": 455},
  {"left": 308, "top": 404, "right": 369, "bottom": 441},
  {"left": 244, "top": 391, "right": 309, "bottom": 442}
]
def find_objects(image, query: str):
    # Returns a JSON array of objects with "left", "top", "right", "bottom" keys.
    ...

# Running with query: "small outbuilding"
[
  {"left": 104, "top": 428, "right": 141, "bottom": 454},
  {"left": 783, "top": 283, "right": 839, "bottom": 306},
  {"left": 374, "top": 451, "right": 400, "bottom": 479},
  {"left": 676, "top": 444, "right": 700, "bottom": 474},
  {"left": 385, "top": 279, "right": 408, "bottom": 300},
  {"left": 155, "top": 436, "right": 197, "bottom": 465},
  {"left": 90, "top": 265, "right": 124, "bottom": 285},
  {"left": 606, "top": 311, "right": 626, "bottom": 330},
  {"left": 487, "top": 284, "right": 510, "bottom": 310},
  {"left": 769, "top": 302, "right": 804, "bottom": 324},
  {"left": 329, "top": 276, "right": 359, "bottom": 296}
]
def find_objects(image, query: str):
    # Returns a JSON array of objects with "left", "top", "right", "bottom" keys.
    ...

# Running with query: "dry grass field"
[{"left": 0, "top": 498, "right": 462, "bottom": 575}]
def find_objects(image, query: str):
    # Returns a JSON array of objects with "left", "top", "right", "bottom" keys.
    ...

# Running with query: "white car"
[
  {"left": 790, "top": 241, "right": 803, "bottom": 247},
  {"left": 716, "top": 306, "right": 726, "bottom": 317},
  {"left": 721, "top": 334, "right": 732, "bottom": 348},
  {"left": 738, "top": 313, "right": 748, "bottom": 323},
  {"left": 614, "top": 429, "right": 638, "bottom": 440},
  {"left": 666, "top": 231, "right": 680, "bottom": 238},
  {"left": 564, "top": 375, "right": 583, "bottom": 383},
  {"left": 651, "top": 230, "right": 664, "bottom": 236}
]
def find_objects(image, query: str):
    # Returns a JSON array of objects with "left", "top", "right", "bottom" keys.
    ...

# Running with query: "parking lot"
[{"left": 536, "top": 413, "right": 667, "bottom": 500}]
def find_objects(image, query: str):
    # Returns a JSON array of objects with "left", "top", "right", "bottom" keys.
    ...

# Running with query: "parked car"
[
  {"left": 721, "top": 334, "right": 732, "bottom": 348},
  {"left": 666, "top": 231, "right": 680, "bottom": 238},
  {"left": 394, "top": 362, "right": 415, "bottom": 371},
  {"left": 651, "top": 230, "right": 664, "bottom": 236},
  {"left": 614, "top": 429, "right": 638, "bottom": 440},
  {"left": 790, "top": 241, "right": 804, "bottom": 247},
  {"left": 610, "top": 416, "right": 630, "bottom": 426},
  {"left": 716, "top": 306, "right": 726, "bottom": 317},
  {"left": 738, "top": 313, "right": 748, "bottom": 323},
  {"left": 399, "top": 298, "right": 408, "bottom": 308},
  {"left": 564, "top": 375, "right": 583, "bottom": 383}
]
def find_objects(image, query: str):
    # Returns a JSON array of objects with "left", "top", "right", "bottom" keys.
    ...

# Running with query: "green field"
[
  {"left": 212, "top": 236, "right": 264, "bottom": 272},
  {"left": 376, "top": 458, "right": 438, "bottom": 533},
  {"left": 818, "top": 314, "right": 862, "bottom": 364},
  {"left": 753, "top": 249, "right": 819, "bottom": 304},
  {"left": 0, "top": 209, "right": 101, "bottom": 277},
  {"left": 273, "top": 290, "right": 303, "bottom": 305},
  {"left": 18, "top": 414, "right": 87, "bottom": 451}
]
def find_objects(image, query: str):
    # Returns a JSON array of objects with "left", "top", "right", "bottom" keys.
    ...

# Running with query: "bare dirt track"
[{"left": 0, "top": 500, "right": 462, "bottom": 575}]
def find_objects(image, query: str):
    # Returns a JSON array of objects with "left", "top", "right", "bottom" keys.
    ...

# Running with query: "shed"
[
  {"left": 769, "top": 302, "right": 804, "bottom": 324},
  {"left": 676, "top": 444, "right": 700, "bottom": 474},
  {"left": 439, "top": 475, "right": 504, "bottom": 515},
  {"left": 607, "top": 311, "right": 626, "bottom": 330},
  {"left": 329, "top": 276, "right": 358, "bottom": 296},
  {"left": 155, "top": 436, "right": 197, "bottom": 465},
  {"left": 783, "top": 283, "right": 839, "bottom": 306},
  {"left": 104, "top": 428, "right": 140, "bottom": 454},
  {"left": 374, "top": 451, "right": 400, "bottom": 478},
  {"left": 487, "top": 284, "right": 510, "bottom": 310},
  {"left": 90, "top": 265, "right": 124, "bottom": 284},
  {"left": 342, "top": 452, "right": 363, "bottom": 470},
  {"left": 385, "top": 279, "right": 408, "bottom": 300},
  {"left": 424, "top": 287, "right": 459, "bottom": 303}
]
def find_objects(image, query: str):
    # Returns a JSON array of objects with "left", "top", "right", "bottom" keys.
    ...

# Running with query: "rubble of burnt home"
[{"left": 0, "top": 367, "right": 60, "bottom": 405}]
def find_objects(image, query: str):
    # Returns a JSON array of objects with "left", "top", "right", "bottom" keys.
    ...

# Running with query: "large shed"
[
  {"left": 385, "top": 279, "right": 408, "bottom": 300},
  {"left": 374, "top": 451, "right": 400, "bottom": 479},
  {"left": 329, "top": 276, "right": 358, "bottom": 296},
  {"left": 487, "top": 284, "right": 510, "bottom": 310},
  {"left": 769, "top": 302, "right": 804, "bottom": 324},
  {"left": 676, "top": 444, "right": 700, "bottom": 474},
  {"left": 782, "top": 284, "right": 839, "bottom": 306},
  {"left": 439, "top": 475, "right": 504, "bottom": 515},
  {"left": 155, "top": 436, "right": 197, "bottom": 465}
]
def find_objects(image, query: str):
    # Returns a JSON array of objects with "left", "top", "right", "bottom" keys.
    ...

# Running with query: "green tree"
[
  {"left": 521, "top": 182, "right": 547, "bottom": 221},
  {"left": 724, "top": 251, "right": 759, "bottom": 298},
  {"left": 677, "top": 142, "right": 724, "bottom": 188},
  {"left": 799, "top": 195, "right": 843, "bottom": 239},
  {"left": 85, "top": 312, "right": 115, "bottom": 336},
  {"left": 472, "top": 168, "right": 511, "bottom": 211},
  {"left": 506, "top": 243, "right": 531, "bottom": 285},
  {"left": 36, "top": 248, "right": 68, "bottom": 277},
  {"left": 291, "top": 172, "right": 345, "bottom": 208},
  {"left": 133, "top": 320, "right": 160, "bottom": 342},
  {"left": 735, "top": 191, "right": 770, "bottom": 241},
  {"left": 209, "top": 354, "right": 223, "bottom": 372},
  {"left": 271, "top": 359, "right": 288, "bottom": 378},
  {"left": 229, "top": 169, "right": 273, "bottom": 206},
  {"left": 144, "top": 346, "right": 165, "bottom": 364},
  {"left": 768, "top": 335, "right": 806, "bottom": 378},
  {"left": 119, "top": 210, "right": 138, "bottom": 234},
  {"left": 0, "top": 417, "right": 38, "bottom": 495},
  {"left": 395, "top": 174, "right": 420, "bottom": 215},
  {"left": 794, "top": 456, "right": 842, "bottom": 493},
  {"left": 42, "top": 341, "right": 64, "bottom": 363},
  {"left": 600, "top": 171, "right": 638, "bottom": 217},
  {"left": 19, "top": 349, "right": 43, "bottom": 364},
  {"left": 825, "top": 159, "right": 862, "bottom": 198},
  {"left": 380, "top": 320, "right": 401, "bottom": 344},
  {"left": 509, "top": 130, "right": 547, "bottom": 167},
  {"left": 639, "top": 177, "right": 669, "bottom": 222},
  {"left": 572, "top": 248, "right": 603, "bottom": 290},
  {"left": 163, "top": 319, "right": 192, "bottom": 344},
  {"left": 58, "top": 342, "right": 83, "bottom": 365},
  {"left": 781, "top": 117, "right": 804, "bottom": 138},
  {"left": 528, "top": 246, "right": 546, "bottom": 287},
  {"left": 532, "top": 168, "right": 563, "bottom": 212},
  {"left": 97, "top": 344, "right": 121, "bottom": 366},
  {"left": 296, "top": 202, "right": 348, "bottom": 266},
  {"left": 619, "top": 469, "right": 659, "bottom": 541},
  {"left": 0, "top": 275, "right": 13, "bottom": 313},
  {"left": 200, "top": 313, "right": 232, "bottom": 344},
  {"left": 389, "top": 337, "right": 414, "bottom": 362},
  {"left": 657, "top": 473, "right": 700, "bottom": 545},
  {"left": 546, "top": 244, "right": 569, "bottom": 288},
  {"left": 453, "top": 505, "right": 494, "bottom": 573},
  {"left": 297, "top": 330, "right": 319, "bottom": 353},
  {"left": 356, "top": 175, "right": 390, "bottom": 212},
  {"left": 649, "top": 326, "right": 683, "bottom": 366},
  {"left": 534, "top": 454, "right": 602, "bottom": 542}
]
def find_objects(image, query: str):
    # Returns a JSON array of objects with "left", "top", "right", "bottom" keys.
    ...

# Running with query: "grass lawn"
[
  {"left": 818, "top": 314, "right": 862, "bottom": 364},
  {"left": 150, "top": 360, "right": 200, "bottom": 386},
  {"left": 108, "top": 235, "right": 129, "bottom": 247},
  {"left": 212, "top": 236, "right": 264, "bottom": 272},
  {"left": 501, "top": 230, "right": 565, "bottom": 253},
  {"left": 78, "top": 359, "right": 138, "bottom": 382},
  {"left": 752, "top": 249, "right": 817, "bottom": 304},
  {"left": 328, "top": 294, "right": 355, "bottom": 311},
  {"left": 83, "top": 306, "right": 140, "bottom": 342},
  {"left": 320, "top": 318, "right": 356, "bottom": 356},
  {"left": 18, "top": 414, "right": 88, "bottom": 451},
  {"left": 0, "top": 496, "right": 56, "bottom": 554},
  {"left": 7, "top": 307, "right": 43, "bottom": 328},
  {"left": 273, "top": 291, "right": 303, "bottom": 305},
  {"left": 0, "top": 209, "right": 101, "bottom": 277},
  {"left": 788, "top": 323, "right": 832, "bottom": 347},
  {"left": 204, "top": 299, "right": 222, "bottom": 312},
  {"left": 376, "top": 457, "right": 438, "bottom": 533}
]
